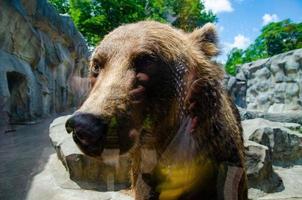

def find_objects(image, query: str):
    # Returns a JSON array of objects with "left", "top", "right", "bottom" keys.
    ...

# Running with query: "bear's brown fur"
[{"left": 76, "top": 21, "right": 247, "bottom": 200}]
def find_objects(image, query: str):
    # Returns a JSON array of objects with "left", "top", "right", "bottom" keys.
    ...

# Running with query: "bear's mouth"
[
  {"left": 66, "top": 111, "right": 140, "bottom": 157},
  {"left": 65, "top": 113, "right": 108, "bottom": 157},
  {"left": 72, "top": 130, "right": 106, "bottom": 157}
]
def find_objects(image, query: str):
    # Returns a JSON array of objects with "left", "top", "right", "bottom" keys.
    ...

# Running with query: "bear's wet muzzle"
[{"left": 65, "top": 113, "right": 108, "bottom": 157}]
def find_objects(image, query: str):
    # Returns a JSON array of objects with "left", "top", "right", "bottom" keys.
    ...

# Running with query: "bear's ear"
[{"left": 188, "top": 23, "right": 219, "bottom": 57}]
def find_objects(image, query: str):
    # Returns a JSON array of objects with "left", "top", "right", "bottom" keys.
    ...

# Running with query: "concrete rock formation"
[
  {"left": 245, "top": 140, "right": 283, "bottom": 194},
  {"left": 0, "top": 0, "right": 90, "bottom": 124},
  {"left": 242, "top": 118, "right": 302, "bottom": 199},
  {"left": 226, "top": 49, "right": 302, "bottom": 113},
  {"left": 26, "top": 154, "right": 133, "bottom": 200},
  {"left": 225, "top": 50, "right": 302, "bottom": 199}
]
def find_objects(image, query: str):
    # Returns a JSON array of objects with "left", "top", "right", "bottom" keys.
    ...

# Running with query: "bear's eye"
[
  {"left": 134, "top": 54, "right": 157, "bottom": 74},
  {"left": 90, "top": 61, "right": 103, "bottom": 77},
  {"left": 91, "top": 64, "right": 101, "bottom": 73}
]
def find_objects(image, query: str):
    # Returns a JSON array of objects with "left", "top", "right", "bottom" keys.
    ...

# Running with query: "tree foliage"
[
  {"left": 165, "top": 0, "right": 216, "bottom": 31},
  {"left": 49, "top": 0, "right": 70, "bottom": 14},
  {"left": 225, "top": 19, "right": 302, "bottom": 75},
  {"left": 48, "top": 0, "right": 216, "bottom": 45}
]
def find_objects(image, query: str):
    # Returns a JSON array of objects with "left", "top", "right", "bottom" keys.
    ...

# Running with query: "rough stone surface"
[
  {"left": 226, "top": 48, "right": 302, "bottom": 113},
  {"left": 238, "top": 107, "right": 302, "bottom": 125},
  {"left": 245, "top": 141, "right": 283, "bottom": 194},
  {"left": 49, "top": 115, "right": 131, "bottom": 191},
  {"left": 0, "top": 0, "right": 90, "bottom": 125},
  {"left": 224, "top": 75, "right": 247, "bottom": 108},
  {"left": 242, "top": 118, "right": 302, "bottom": 200},
  {"left": 257, "top": 166, "right": 302, "bottom": 200},
  {"left": 242, "top": 118, "right": 302, "bottom": 166},
  {"left": 26, "top": 154, "right": 133, "bottom": 200},
  {"left": 248, "top": 165, "right": 302, "bottom": 200}
]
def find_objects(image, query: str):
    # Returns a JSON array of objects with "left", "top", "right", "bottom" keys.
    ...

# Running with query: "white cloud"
[
  {"left": 203, "top": 0, "right": 233, "bottom": 14},
  {"left": 262, "top": 14, "right": 279, "bottom": 25},
  {"left": 221, "top": 34, "right": 250, "bottom": 60},
  {"left": 229, "top": 34, "right": 251, "bottom": 49},
  {"left": 217, "top": 34, "right": 251, "bottom": 63}
]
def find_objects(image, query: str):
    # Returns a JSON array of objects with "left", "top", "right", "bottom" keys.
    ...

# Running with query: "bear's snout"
[{"left": 65, "top": 113, "right": 108, "bottom": 157}]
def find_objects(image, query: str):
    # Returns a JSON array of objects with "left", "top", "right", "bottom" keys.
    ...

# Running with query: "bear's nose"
[{"left": 65, "top": 113, "right": 108, "bottom": 156}]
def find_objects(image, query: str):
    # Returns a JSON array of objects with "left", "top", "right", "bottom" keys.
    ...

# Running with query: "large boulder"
[
  {"left": 49, "top": 116, "right": 131, "bottom": 191},
  {"left": 245, "top": 141, "right": 283, "bottom": 194},
  {"left": 242, "top": 118, "right": 302, "bottom": 166},
  {"left": 26, "top": 154, "right": 133, "bottom": 200},
  {"left": 243, "top": 118, "right": 302, "bottom": 200}
]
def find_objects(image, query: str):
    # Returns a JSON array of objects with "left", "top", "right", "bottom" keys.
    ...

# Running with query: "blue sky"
[{"left": 202, "top": 0, "right": 302, "bottom": 62}]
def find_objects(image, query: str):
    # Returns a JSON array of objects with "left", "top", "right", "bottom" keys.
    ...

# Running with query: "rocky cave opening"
[{"left": 6, "top": 71, "right": 30, "bottom": 122}]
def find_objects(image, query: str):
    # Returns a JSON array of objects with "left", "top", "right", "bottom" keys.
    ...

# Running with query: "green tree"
[
  {"left": 48, "top": 0, "right": 70, "bottom": 14},
  {"left": 48, "top": 0, "right": 216, "bottom": 45},
  {"left": 167, "top": 0, "right": 216, "bottom": 31},
  {"left": 225, "top": 48, "right": 244, "bottom": 75},
  {"left": 262, "top": 19, "right": 302, "bottom": 56},
  {"left": 225, "top": 19, "right": 302, "bottom": 75}
]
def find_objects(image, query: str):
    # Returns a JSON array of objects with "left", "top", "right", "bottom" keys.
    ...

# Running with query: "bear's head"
[{"left": 65, "top": 21, "right": 223, "bottom": 157}]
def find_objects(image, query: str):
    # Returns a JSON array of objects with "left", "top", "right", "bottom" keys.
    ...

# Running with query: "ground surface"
[
  {"left": 0, "top": 115, "right": 132, "bottom": 200},
  {"left": 0, "top": 116, "right": 57, "bottom": 200}
]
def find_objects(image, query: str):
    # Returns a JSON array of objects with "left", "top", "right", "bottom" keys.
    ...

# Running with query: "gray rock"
[
  {"left": 285, "top": 83, "right": 299, "bottom": 97},
  {"left": 249, "top": 128, "right": 302, "bottom": 166},
  {"left": 225, "top": 76, "right": 247, "bottom": 108},
  {"left": 246, "top": 58, "right": 270, "bottom": 74},
  {"left": 285, "top": 56, "right": 300, "bottom": 72},
  {"left": 282, "top": 122, "right": 301, "bottom": 131},
  {"left": 254, "top": 67, "right": 271, "bottom": 79},
  {"left": 245, "top": 141, "right": 283, "bottom": 193},
  {"left": 227, "top": 76, "right": 237, "bottom": 91},
  {"left": 225, "top": 48, "right": 302, "bottom": 113},
  {"left": 257, "top": 94, "right": 270, "bottom": 105},
  {"left": 257, "top": 165, "right": 302, "bottom": 200},
  {"left": 238, "top": 108, "right": 302, "bottom": 125},
  {"left": 26, "top": 154, "right": 133, "bottom": 200},
  {"left": 242, "top": 118, "right": 302, "bottom": 166},
  {"left": 235, "top": 70, "right": 246, "bottom": 81},
  {"left": 275, "top": 72, "right": 286, "bottom": 83},
  {"left": 49, "top": 116, "right": 131, "bottom": 191},
  {"left": 249, "top": 166, "right": 302, "bottom": 200}
]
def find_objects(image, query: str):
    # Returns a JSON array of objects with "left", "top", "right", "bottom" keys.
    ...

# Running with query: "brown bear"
[{"left": 65, "top": 21, "right": 247, "bottom": 200}]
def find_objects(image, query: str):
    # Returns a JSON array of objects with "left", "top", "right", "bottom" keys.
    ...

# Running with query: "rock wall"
[
  {"left": 224, "top": 49, "right": 302, "bottom": 199},
  {"left": 226, "top": 49, "right": 302, "bottom": 113},
  {"left": 0, "top": 0, "right": 90, "bottom": 123}
]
